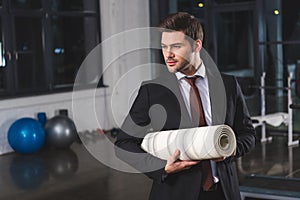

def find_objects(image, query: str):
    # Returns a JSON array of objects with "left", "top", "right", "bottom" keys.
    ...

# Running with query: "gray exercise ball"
[{"left": 45, "top": 116, "right": 77, "bottom": 148}]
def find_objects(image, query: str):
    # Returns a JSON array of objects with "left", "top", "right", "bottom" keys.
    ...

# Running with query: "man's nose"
[{"left": 166, "top": 49, "right": 175, "bottom": 58}]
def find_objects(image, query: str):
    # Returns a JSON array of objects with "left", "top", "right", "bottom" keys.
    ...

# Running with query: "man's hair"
[{"left": 159, "top": 12, "right": 203, "bottom": 42}]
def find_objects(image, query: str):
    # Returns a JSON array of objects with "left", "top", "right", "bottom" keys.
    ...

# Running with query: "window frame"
[{"left": 0, "top": 0, "right": 103, "bottom": 99}]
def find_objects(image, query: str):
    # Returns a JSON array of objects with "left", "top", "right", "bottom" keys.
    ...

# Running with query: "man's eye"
[
  {"left": 173, "top": 45, "right": 181, "bottom": 48},
  {"left": 161, "top": 45, "right": 167, "bottom": 49}
]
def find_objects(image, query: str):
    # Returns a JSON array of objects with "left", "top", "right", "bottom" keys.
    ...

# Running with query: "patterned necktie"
[{"left": 184, "top": 76, "right": 213, "bottom": 191}]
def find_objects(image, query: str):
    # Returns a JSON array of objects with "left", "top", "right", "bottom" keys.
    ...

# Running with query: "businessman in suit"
[{"left": 115, "top": 12, "right": 256, "bottom": 200}]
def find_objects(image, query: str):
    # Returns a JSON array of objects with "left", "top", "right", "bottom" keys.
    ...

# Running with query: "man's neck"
[{"left": 181, "top": 57, "right": 202, "bottom": 76}]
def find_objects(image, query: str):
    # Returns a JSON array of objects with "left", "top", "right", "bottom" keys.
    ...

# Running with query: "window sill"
[{"left": 0, "top": 87, "right": 109, "bottom": 111}]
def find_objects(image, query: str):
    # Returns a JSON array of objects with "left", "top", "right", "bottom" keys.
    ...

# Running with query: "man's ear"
[{"left": 194, "top": 39, "right": 202, "bottom": 52}]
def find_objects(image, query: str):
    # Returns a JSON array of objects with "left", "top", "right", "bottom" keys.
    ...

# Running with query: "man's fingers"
[
  {"left": 172, "top": 160, "right": 200, "bottom": 169},
  {"left": 165, "top": 149, "right": 202, "bottom": 174},
  {"left": 212, "top": 157, "right": 226, "bottom": 162},
  {"left": 167, "top": 149, "right": 180, "bottom": 166},
  {"left": 181, "top": 160, "right": 200, "bottom": 167},
  {"left": 173, "top": 149, "right": 180, "bottom": 159}
]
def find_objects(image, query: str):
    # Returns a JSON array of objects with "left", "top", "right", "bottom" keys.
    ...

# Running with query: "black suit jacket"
[{"left": 115, "top": 60, "right": 256, "bottom": 200}]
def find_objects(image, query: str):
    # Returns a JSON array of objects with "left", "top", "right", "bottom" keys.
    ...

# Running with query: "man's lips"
[{"left": 167, "top": 60, "right": 177, "bottom": 66}]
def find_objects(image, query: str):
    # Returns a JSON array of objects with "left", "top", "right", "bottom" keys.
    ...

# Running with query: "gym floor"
[{"left": 0, "top": 94, "right": 300, "bottom": 200}]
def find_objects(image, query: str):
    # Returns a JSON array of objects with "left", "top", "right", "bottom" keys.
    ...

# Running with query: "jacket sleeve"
[
  {"left": 114, "top": 83, "right": 167, "bottom": 182},
  {"left": 232, "top": 77, "right": 256, "bottom": 158}
]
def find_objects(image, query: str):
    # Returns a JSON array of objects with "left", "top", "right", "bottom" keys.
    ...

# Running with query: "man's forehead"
[{"left": 161, "top": 31, "right": 187, "bottom": 44}]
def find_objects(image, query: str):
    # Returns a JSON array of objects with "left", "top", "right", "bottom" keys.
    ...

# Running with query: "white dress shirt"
[{"left": 175, "top": 63, "right": 219, "bottom": 183}]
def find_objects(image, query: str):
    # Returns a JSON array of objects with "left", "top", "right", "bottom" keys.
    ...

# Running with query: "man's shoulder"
[
  {"left": 141, "top": 73, "right": 177, "bottom": 87},
  {"left": 219, "top": 73, "right": 239, "bottom": 94},
  {"left": 140, "top": 78, "right": 162, "bottom": 88},
  {"left": 221, "top": 73, "right": 236, "bottom": 82},
  {"left": 221, "top": 73, "right": 238, "bottom": 86}
]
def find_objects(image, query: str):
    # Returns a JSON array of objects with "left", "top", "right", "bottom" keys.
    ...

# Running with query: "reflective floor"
[
  {"left": 0, "top": 142, "right": 152, "bottom": 200},
  {"left": 238, "top": 136, "right": 300, "bottom": 179},
  {"left": 0, "top": 94, "right": 300, "bottom": 200},
  {"left": 1, "top": 135, "right": 300, "bottom": 200},
  {"left": 238, "top": 92, "right": 300, "bottom": 199}
]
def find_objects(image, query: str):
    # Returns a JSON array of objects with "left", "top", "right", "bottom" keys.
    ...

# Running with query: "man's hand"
[
  {"left": 164, "top": 149, "right": 200, "bottom": 174},
  {"left": 213, "top": 157, "right": 226, "bottom": 162}
]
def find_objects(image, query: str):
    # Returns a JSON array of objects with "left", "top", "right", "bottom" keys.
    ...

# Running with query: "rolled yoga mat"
[{"left": 141, "top": 125, "right": 236, "bottom": 160}]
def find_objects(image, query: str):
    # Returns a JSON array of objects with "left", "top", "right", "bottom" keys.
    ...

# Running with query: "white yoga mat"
[{"left": 141, "top": 125, "right": 236, "bottom": 160}]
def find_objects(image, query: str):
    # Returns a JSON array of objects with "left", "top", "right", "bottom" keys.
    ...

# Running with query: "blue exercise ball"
[{"left": 8, "top": 118, "right": 45, "bottom": 154}]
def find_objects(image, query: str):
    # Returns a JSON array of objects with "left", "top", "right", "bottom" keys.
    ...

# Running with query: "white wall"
[
  {"left": 0, "top": 0, "right": 151, "bottom": 155},
  {"left": 0, "top": 89, "right": 110, "bottom": 154},
  {"left": 99, "top": 0, "right": 152, "bottom": 127}
]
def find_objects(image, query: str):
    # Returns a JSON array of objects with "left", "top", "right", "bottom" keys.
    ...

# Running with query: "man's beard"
[
  {"left": 166, "top": 59, "right": 190, "bottom": 74},
  {"left": 176, "top": 62, "right": 192, "bottom": 73}
]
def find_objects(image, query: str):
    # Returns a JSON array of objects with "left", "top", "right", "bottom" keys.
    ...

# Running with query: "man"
[{"left": 115, "top": 12, "right": 256, "bottom": 200}]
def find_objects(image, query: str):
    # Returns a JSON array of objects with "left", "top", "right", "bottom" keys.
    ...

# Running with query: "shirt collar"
[{"left": 175, "top": 62, "right": 206, "bottom": 81}]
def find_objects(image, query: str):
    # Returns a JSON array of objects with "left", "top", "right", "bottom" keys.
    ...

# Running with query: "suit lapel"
[
  {"left": 159, "top": 71, "right": 193, "bottom": 128},
  {"left": 201, "top": 50, "right": 227, "bottom": 125}
]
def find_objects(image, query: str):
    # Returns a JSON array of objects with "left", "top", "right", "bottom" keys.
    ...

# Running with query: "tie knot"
[{"left": 184, "top": 76, "right": 199, "bottom": 86}]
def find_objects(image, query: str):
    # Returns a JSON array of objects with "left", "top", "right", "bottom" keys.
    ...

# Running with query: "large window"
[
  {"left": 259, "top": 0, "right": 300, "bottom": 92},
  {"left": 151, "top": 0, "right": 256, "bottom": 78},
  {"left": 215, "top": 10, "right": 254, "bottom": 74},
  {"left": 151, "top": 0, "right": 300, "bottom": 81},
  {"left": 0, "top": 0, "right": 101, "bottom": 98}
]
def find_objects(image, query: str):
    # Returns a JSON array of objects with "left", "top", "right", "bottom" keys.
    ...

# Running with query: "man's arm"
[
  {"left": 232, "top": 77, "right": 256, "bottom": 158},
  {"left": 114, "top": 84, "right": 168, "bottom": 182},
  {"left": 115, "top": 82, "right": 201, "bottom": 180}
]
